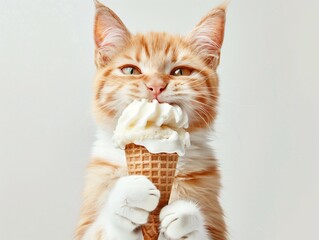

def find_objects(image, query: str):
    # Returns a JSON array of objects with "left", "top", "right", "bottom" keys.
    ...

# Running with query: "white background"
[{"left": 0, "top": 0, "right": 318, "bottom": 239}]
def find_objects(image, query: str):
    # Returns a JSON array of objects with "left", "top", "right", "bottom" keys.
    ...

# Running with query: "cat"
[{"left": 76, "top": 1, "right": 227, "bottom": 239}]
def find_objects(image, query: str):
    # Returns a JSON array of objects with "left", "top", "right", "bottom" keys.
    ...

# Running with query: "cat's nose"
[{"left": 146, "top": 80, "right": 167, "bottom": 97}]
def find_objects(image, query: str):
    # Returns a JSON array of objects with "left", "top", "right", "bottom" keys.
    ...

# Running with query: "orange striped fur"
[{"left": 76, "top": 1, "right": 227, "bottom": 239}]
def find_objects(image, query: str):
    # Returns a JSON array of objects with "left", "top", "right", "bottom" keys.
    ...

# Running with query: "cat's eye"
[
  {"left": 121, "top": 66, "right": 141, "bottom": 75},
  {"left": 171, "top": 67, "right": 193, "bottom": 76}
]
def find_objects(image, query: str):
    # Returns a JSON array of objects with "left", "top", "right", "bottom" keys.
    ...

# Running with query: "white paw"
[
  {"left": 159, "top": 200, "right": 209, "bottom": 240},
  {"left": 108, "top": 175, "right": 160, "bottom": 231}
]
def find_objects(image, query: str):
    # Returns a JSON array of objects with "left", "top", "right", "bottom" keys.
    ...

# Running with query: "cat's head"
[{"left": 93, "top": 1, "right": 226, "bottom": 132}]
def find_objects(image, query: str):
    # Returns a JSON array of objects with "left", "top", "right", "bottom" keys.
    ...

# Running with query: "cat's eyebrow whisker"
[
  {"left": 194, "top": 64, "right": 211, "bottom": 76},
  {"left": 190, "top": 65, "right": 219, "bottom": 81},
  {"left": 187, "top": 70, "right": 206, "bottom": 79}
]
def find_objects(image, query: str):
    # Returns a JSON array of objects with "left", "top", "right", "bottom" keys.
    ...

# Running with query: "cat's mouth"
[
  {"left": 150, "top": 93, "right": 174, "bottom": 105},
  {"left": 155, "top": 98, "right": 164, "bottom": 104},
  {"left": 133, "top": 98, "right": 184, "bottom": 117},
  {"left": 141, "top": 95, "right": 180, "bottom": 108}
]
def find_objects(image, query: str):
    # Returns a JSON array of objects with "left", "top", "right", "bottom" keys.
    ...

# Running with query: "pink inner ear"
[
  {"left": 100, "top": 27, "right": 128, "bottom": 48},
  {"left": 188, "top": 8, "right": 225, "bottom": 57},
  {"left": 94, "top": 7, "right": 130, "bottom": 49}
]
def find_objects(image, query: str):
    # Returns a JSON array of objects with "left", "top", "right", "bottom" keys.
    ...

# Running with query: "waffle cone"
[{"left": 125, "top": 143, "right": 178, "bottom": 240}]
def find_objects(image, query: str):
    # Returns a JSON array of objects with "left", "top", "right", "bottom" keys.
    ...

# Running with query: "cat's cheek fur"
[{"left": 159, "top": 200, "right": 210, "bottom": 240}]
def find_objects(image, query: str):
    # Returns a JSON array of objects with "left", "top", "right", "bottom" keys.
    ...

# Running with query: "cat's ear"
[
  {"left": 94, "top": 1, "right": 131, "bottom": 67},
  {"left": 187, "top": 5, "right": 226, "bottom": 67}
]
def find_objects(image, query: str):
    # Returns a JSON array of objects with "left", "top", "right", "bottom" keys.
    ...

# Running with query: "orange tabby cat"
[{"left": 76, "top": 1, "right": 227, "bottom": 239}]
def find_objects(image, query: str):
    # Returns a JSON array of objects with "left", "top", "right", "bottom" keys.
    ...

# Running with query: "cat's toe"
[
  {"left": 115, "top": 205, "right": 149, "bottom": 225},
  {"left": 109, "top": 175, "right": 160, "bottom": 228},
  {"left": 159, "top": 200, "right": 207, "bottom": 240},
  {"left": 125, "top": 175, "right": 160, "bottom": 211}
]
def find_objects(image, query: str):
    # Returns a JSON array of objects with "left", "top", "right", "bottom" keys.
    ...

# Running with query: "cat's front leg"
[
  {"left": 158, "top": 200, "right": 210, "bottom": 240},
  {"left": 96, "top": 175, "right": 160, "bottom": 240}
]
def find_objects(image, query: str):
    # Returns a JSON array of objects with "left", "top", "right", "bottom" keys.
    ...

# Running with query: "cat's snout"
[{"left": 145, "top": 79, "right": 167, "bottom": 99}]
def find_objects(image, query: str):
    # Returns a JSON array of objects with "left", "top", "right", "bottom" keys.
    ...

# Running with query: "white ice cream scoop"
[{"left": 113, "top": 99, "right": 190, "bottom": 156}]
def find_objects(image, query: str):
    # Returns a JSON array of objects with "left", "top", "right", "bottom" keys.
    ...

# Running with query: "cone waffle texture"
[{"left": 125, "top": 143, "right": 178, "bottom": 240}]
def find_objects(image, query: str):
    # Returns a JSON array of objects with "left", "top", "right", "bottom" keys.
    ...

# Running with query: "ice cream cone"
[{"left": 125, "top": 143, "right": 178, "bottom": 240}]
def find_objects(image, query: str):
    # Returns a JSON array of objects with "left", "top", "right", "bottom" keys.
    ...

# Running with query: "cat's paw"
[
  {"left": 108, "top": 175, "right": 160, "bottom": 231},
  {"left": 158, "top": 200, "right": 209, "bottom": 240}
]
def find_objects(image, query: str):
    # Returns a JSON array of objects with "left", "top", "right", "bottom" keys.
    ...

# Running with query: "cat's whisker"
[
  {"left": 174, "top": 91, "right": 219, "bottom": 101},
  {"left": 190, "top": 100, "right": 216, "bottom": 120},
  {"left": 193, "top": 64, "right": 211, "bottom": 76},
  {"left": 176, "top": 89, "right": 241, "bottom": 105},
  {"left": 179, "top": 99, "right": 215, "bottom": 130},
  {"left": 188, "top": 104, "right": 212, "bottom": 129},
  {"left": 179, "top": 101, "right": 201, "bottom": 123},
  {"left": 177, "top": 78, "right": 219, "bottom": 90}
]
